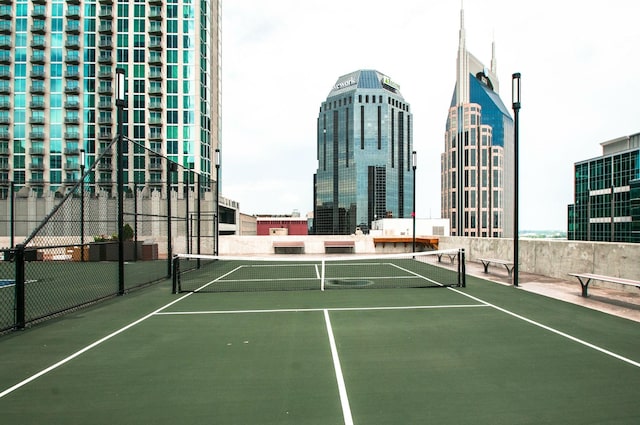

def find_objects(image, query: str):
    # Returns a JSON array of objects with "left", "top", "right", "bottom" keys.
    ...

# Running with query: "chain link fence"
[{"left": 0, "top": 137, "right": 217, "bottom": 333}]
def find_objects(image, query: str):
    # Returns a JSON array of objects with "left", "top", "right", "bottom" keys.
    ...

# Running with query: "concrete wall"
[
  {"left": 438, "top": 236, "right": 640, "bottom": 281},
  {"left": 220, "top": 235, "right": 640, "bottom": 281}
]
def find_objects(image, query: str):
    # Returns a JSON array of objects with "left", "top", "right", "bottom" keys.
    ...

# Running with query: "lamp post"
[
  {"left": 215, "top": 148, "right": 220, "bottom": 256},
  {"left": 115, "top": 67, "right": 125, "bottom": 295},
  {"left": 80, "top": 148, "right": 85, "bottom": 261},
  {"left": 412, "top": 150, "right": 417, "bottom": 254},
  {"left": 512, "top": 73, "right": 521, "bottom": 287}
]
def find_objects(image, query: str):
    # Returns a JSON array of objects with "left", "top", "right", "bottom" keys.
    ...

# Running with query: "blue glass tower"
[{"left": 314, "top": 70, "right": 413, "bottom": 235}]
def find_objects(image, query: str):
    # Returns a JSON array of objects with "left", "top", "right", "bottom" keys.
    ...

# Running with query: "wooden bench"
[
  {"left": 478, "top": 258, "right": 515, "bottom": 279},
  {"left": 568, "top": 273, "right": 640, "bottom": 297},
  {"left": 324, "top": 240, "right": 355, "bottom": 254},
  {"left": 373, "top": 237, "right": 438, "bottom": 251},
  {"left": 272, "top": 241, "right": 305, "bottom": 254}
]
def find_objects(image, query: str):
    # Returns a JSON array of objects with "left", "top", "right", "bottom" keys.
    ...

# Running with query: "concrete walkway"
[{"left": 465, "top": 260, "right": 640, "bottom": 323}]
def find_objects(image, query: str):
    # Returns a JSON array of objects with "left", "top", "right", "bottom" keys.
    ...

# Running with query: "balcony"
[
  {"left": 98, "top": 131, "right": 113, "bottom": 140},
  {"left": 65, "top": 70, "right": 80, "bottom": 79},
  {"left": 32, "top": 22, "right": 47, "bottom": 34},
  {"left": 30, "top": 69, "right": 46, "bottom": 79},
  {"left": 32, "top": 0, "right": 47, "bottom": 4},
  {"left": 99, "top": 0, "right": 112, "bottom": 5},
  {"left": 98, "top": 101, "right": 113, "bottom": 110},
  {"left": 30, "top": 132, "right": 46, "bottom": 141},
  {"left": 64, "top": 116, "right": 79, "bottom": 124},
  {"left": 98, "top": 55, "right": 113, "bottom": 64},
  {"left": 148, "top": 54, "right": 162, "bottom": 65},
  {"left": 98, "top": 116, "right": 113, "bottom": 125},
  {"left": 98, "top": 22, "right": 113, "bottom": 34},
  {"left": 148, "top": 100, "right": 163, "bottom": 110},
  {"left": 64, "top": 147, "right": 79, "bottom": 155},
  {"left": 148, "top": 86, "right": 163, "bottom": 95},
  {"left": 31, "top": 39, "right": 47, "bottom": 51},
  {"left": 31, "top": 54, "right": 46, "bottom": 64},
  {"left": 148, "top": 70, "right": 163, "bottom": 80},
  {"left": 148, "top": 39, "right": 162, "bottom": 50},
  {"left": 64, "top": 132, "right": 80, "bottom": 141},
  {"left": 98, "top": 70, "right": 113, "bottom": 79},
  {"left": 29, "top": 163, "right": 45, "bottom": 170},
  {"left": 149, "top": 22, "right": 162, "bottom": 35},
  {"left": 97, "top": 162, "right": 112, "bottom": 171},
  {"left": 30, "top": 85, "right": 46, "bottom": 95},
  {"left": 65, "top": 23, "right": 81, "bottom": 34},
  {"left": 29, "top": 116, "right": 45, "bottom": 124},
  {"left": 98, "top": 85, "right": 113, "bottom": 95},
  {"left": 0, "top": 53, "right": 10, "bottom": 64},
  {"left": 99, "top": 39, "right": 113, "bottom": 49},
  {"left": 148, "top": 116, "right": 163, "bottom": 126},
  {"left": 30, "top": 147, "right": 46, "bottom": 155},
  {"left": 99, "top": 8, "right": 113, "bottom": 19},
  {"left": 30, "top": 100, "right": 46, "bottom": 109},
  {"left": 66, "top": 7, "right": 81, "bottom": 19},
  {"left": 0, "top": 69, "right": 9, "bottom": 79},
  {"left": 65, "top": 39, "right": 80, "bottom": 49},
  {"left": 64, "top": 163, "right": 80, "bottom": 171},
  {"left": 64, "top": 101, "right": 80, "bottom": 109},
  {"left": 0, "top": 84, "right": 10, "bottom": 94},
  {"left": 0, "top": 130, "right": 9, "bottom": 141},
  {"left": 32, "top": 8, "right": 47, "bottom": 19},
  {"left": 99, "top": 146, "right": 113, "bottom": 155},
  {"left": 149, "top": 132, "right": 162, "bottom": 141},
  {"left": 0, "top": 100, "right": 9, "bottom": 110},
  {"left": 65, "top": 55, "right": 80, "bottom": 64},
  {"left": 0, "top": 115, "right": 9, "bottom": 124},
  {"left": 64, "top": 85, "right": 80, "bottom": 94},
  {"left": 29, "top": 177, "right": 45, "bottom": 185},
  {"left": 0, "top": 22, "right": 10, "bottom": 34}
]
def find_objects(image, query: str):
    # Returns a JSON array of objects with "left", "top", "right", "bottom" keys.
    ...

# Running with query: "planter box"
[{"left": 90, "top": 241, "right": 143, "bottom": 261}]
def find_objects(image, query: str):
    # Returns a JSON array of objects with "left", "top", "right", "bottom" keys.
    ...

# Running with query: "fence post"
[
  {"left": 459, "top": 248, "right": 466, "bottom": 288},
  {"left": 14, "top": 244, "right": 25, "bottom": 329}
]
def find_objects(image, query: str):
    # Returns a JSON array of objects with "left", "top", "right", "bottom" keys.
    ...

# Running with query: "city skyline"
[{"left": 221, "top": 0, "right": 640, "bottom": 231}]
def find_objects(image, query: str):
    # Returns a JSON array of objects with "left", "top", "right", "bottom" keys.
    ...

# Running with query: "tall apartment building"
[
  {"left": 441, "top": 7, "right": 514, "bottom": 237},
  {"left": 0, "top": 0, "right": 221, "bottom": 197},
  {"left": 314, "top": 70, "right": 414, "bottom": 235},
  {"left": 568, "top": 132, "right": 640, "bottom": 243}
]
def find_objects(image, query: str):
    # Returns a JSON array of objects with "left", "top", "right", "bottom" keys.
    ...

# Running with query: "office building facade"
[
  {"left": 441, "top": 7, "right": 514, "bottom": 237},
  {"left": 314, "top": 70, "right": 414, "bottom": 235},
  {"left": 568, "top": 132, "right": 640, "bottom": 243},
  {"left": 0, "top": 0, "right": 221, "bottom": 197}
]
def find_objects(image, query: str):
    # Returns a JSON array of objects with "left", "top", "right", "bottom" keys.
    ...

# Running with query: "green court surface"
[{"left": 0, "top": 275, "right": 639, "bottom": 424}]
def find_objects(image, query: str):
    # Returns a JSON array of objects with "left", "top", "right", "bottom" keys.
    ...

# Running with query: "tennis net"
[{"left": 172, "top": 249, "right": 466, "bottom": 293}]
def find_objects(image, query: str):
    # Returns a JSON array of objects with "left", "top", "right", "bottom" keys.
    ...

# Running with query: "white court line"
[
  {"left": 448, "top": 287, "right": 640, "bottom": 369},
  {"left": 324, "top": 309, "right": 354, "bottom": 425},
  {"left": 0, "top": 291, "right": 195, "bottom": 399},
  {"left": 154, "top": 304, "right": 488, "bottom": 315}
]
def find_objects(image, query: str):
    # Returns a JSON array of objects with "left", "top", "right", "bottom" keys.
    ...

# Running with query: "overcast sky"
[{"left": 220, "top": 0, "right": 640, "bottom": 231}]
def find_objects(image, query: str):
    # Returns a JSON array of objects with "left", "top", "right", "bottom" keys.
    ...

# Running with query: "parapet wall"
[{"left": 438, "top": 236, "right": 640, "bottom": 281}]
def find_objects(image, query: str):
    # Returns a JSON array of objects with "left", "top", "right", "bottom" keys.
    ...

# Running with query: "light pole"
[
  {"left": 215, "top": 148, "right": 220, "bottom": 256},
  {"left": 80, "top": 148, "right": 85, "bottom": 261},
  {"left": 512, "top": 73, "right": 521, "bottom": 287},
  {"left": 412, "top": 150, "right": 417, "bottom": 254},
  {"left": 115, "top": 67, "right": 125, "bottom": 294}
]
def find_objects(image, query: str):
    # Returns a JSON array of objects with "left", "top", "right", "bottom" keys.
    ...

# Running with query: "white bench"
[
  {"left": 568, "top": 273, "right": 640, "bottom": 297},
  {"left": 478, "top": 258, "right": 515, "bottom": 279}
]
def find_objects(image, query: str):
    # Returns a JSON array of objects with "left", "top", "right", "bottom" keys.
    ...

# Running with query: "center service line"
[{"left": 324, "top": 309, "right": 354, "bottom": 425}]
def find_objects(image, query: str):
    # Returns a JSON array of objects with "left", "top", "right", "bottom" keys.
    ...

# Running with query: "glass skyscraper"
[
  {"left": 568, "top": 132, "right": 640, "bottom": 243},
  {"left": 0, "top": 0, "right": 221, "bottom": 197},
  {"left": 314, "top": 70, "right": 414, "bottom": 235},
  {"left": 441, "top": 6, "right": 514, "bottom": 237}
]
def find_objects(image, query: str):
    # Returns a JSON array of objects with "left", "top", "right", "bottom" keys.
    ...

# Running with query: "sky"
[{"left": 220, "top": 0, "right": 640, "bottom": 231}]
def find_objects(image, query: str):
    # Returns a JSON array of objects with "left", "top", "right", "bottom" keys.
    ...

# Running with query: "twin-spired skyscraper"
[
  {"left": 441, "top": 7, "right": 514, "bottom": 237},
  {"left": 313, "top": 70, "right": 414, "bottom": 235}
]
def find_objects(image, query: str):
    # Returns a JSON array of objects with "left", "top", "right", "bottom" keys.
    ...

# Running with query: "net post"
[
  {"left": 171, "top": 255, "right": 179, "bottom": 294},
  {"left": 459, "top": 249, "right": 466, "bottom": 288}
]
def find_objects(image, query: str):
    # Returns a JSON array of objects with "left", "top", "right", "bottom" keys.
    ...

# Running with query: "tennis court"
[{"left": 1, "top": 254, "right": 639, "bottom": 424}]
